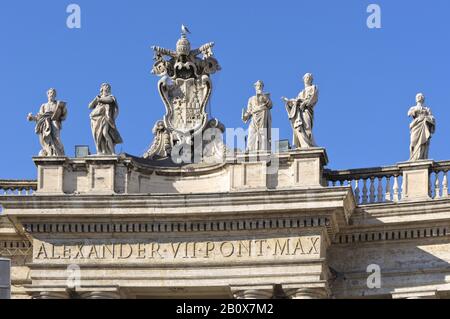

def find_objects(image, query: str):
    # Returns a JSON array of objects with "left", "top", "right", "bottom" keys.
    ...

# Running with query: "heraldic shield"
[
  {"left": 144, "top": 26, "right": 223, "bottom": 161},
  {"left": 159, "top": 75, "right": 211, "bottom": 137}
]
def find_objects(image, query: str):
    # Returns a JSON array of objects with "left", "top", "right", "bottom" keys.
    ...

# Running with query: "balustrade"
[
  {"left": 326, "top": 161, "right": 450, "bottom": 205},
  {"left": 0, "top": 180, "right": 37, "bottom": 196}
]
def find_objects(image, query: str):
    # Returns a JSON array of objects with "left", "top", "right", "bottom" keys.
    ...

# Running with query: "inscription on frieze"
[{"left": 33, "top": 236, "right": 321, "bottom": 263}]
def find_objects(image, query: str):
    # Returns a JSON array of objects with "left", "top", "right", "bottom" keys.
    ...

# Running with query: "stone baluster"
[
  {"left": 429, "top": 173, "right": 433, "bottom": 198},
  {"left": 354, "top": 179, "right": 360, "bottom": 204},
  {"left": 443, "top": 171, "right": 448, "bottom": 198},
  {"left": 435, "top": 173, "right": 441, "bottom": 199},
  {"left": 369, "top": 177, "right": 376, "bottom": 203},
  {"left": 393, "top": 175, "right": 400, "bottom": 202},
  {"left": 362, "top": 178, "right": 368, "bottom": 204},
  {"left": 377, "top": 177, "right": 383, "bottom": 202},
  {"left": 385, "top": 176, "right": 391, "bottom": 201}
]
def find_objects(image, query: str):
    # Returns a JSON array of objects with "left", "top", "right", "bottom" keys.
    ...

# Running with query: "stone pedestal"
[
  {"left": 33, "top": 149, "right": 329, "bottom": 195},
  {"left": 34, "top": 156, "right": 127, "bottom": 195},
  {"left": 398, "top": 160, "right": 434, "bottom": 201},
  {"left": 35, "top": 157, "right": 67, "bottom": 194}
]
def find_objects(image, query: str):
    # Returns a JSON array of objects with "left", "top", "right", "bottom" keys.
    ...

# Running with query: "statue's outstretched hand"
[{"left": 27, "top": 113, "right": 35, "bottom": 122}]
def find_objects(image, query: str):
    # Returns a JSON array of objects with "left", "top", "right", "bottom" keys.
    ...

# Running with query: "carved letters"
[{"left": 34, "top": 236, "right": 320, "bottom": 262}]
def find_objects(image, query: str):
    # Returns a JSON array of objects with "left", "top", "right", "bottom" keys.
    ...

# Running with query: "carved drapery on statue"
[
  {"left": 144, "top": 26, "right": 223, "bottom": 162},
  {"left": 242, "top": 80, "right": 273, "bottom": 152},
  {"left": 89, "top": 83, "right": 123, "bottom": 155},
  {"left": 283, "top": 73, "right": 318, "bottom": 149},
  {"left": 144, "top": 121, "right": 172, "bottom": 159},
  {"left": 408, "top": 93, "right": 436, "bottom": 161},
  {"left": 27, "top": 88, "right": 67, "bottom": 157}
]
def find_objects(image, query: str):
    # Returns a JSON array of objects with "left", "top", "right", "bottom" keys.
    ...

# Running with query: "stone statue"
[
  {"left": 282, "top": 73, "right": 319, "bottom": 149},
  {"left": 408, "top": 93, "right": 436, "bottom": 161},
  {"left": 242, "top": 80, "right": 273, "bottom": 152},
  {"left": 27, "top": 88, "right": 67, "bottom": 157},
  {"left": 145, "top": 26, "right": 224, "bottom": 162},
  {"left": 89, "top": 83, "right": 123, "bottom": 155},
  {"left": 143, "top": 121, "right": 172, "bottom": 159}
]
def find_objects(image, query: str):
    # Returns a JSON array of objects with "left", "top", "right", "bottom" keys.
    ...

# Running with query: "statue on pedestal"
[
  {"left": 408, "top": 93, "right": 436, "bottom": 161},
  {"left": 145, "top": 26, "right": 223, "bottom": 162},
  {"left": 89, "top": 83, "right": 123, "bottom": 155},
  {"left": 242, "top": 80, "right": 273, "bottom": 152},
  {"left": 282, "top": 73, "right": 318, "bottom": 149},
  {"left": 27, "top": 88, "right": 67, "bottom": 156}
]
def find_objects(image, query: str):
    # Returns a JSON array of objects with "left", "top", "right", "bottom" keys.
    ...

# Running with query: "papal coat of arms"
[{"left": 144, "top": 26, "right": 224, "bottom": 162}]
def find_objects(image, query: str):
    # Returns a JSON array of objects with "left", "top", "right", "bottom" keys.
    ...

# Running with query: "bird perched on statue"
[{"left": 181, "top": 24, "right": 191, "bottom": 36}]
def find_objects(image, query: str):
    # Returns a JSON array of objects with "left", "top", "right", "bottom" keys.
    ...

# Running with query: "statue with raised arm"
[
  {"left": 242, "top": 80, "right": 273, "bottom": 152},
  {"left": 27, "top": 88, "right": 67, "bottom": 156},
  {"left": 282, "top": 73, "right": 318, "bottom": 149},
  {"left": 89, "top": 83, "right": 123, "bottom": 155},
  {"left": 408, "top": 93, "right": 436, "bottom": 161}
]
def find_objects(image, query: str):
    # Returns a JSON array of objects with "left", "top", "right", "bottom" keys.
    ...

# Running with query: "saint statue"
[
  {"left": 408, "top": 93, "right": 436, "bottom": 161},
  {"left": 143, "top": 121, "right": 172, "bottom": 159},
  {"left": 282, "top": 73, "right": 318, "bottom": 149},
  {"left": 27, "top": 88, "right": 67, "bottom": 156},
  {"left": 89, "top": 83, "right": 123, "bottom": 155},
  {"left": 242, "top": 80, "right": 273, "bottom": 152}
]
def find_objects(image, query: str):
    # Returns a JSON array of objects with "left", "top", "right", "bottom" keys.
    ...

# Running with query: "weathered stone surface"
[{"left": 27, "top": 88, "right": 67, "bottom": 157}]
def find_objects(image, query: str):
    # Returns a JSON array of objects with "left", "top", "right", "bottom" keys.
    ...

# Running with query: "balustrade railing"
[
  {"left": 0, "top": 180, "right": 37, "bottom": 196},
  {"left": 325, "top": 161, "right": 450, "bottom": 205},
  {"left": 430, "top": 161, "right": 450, "bottom": 200},
  {"left": 325, "top": 166, "right": 403, "bottom": 205}
]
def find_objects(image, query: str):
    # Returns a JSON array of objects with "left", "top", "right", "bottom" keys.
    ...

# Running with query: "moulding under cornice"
[
  {"left": 334, "top": 224, "right": 450, "bottom": 245},
  {"left": 352, "top": 198, "right": 450, "bottom": 223},
  {"left": 1, "top": 187, "right": 354, "bottom": 216}
]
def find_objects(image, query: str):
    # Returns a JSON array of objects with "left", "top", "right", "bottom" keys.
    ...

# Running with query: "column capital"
[
  {"left": 76, "top": 287, "right": 121, "bottom": 299},
  {"left": 231, "top": 285, "right": 274, "bottom": 299},
  {"left": 31, "top": 289, "right": 70, "bottom": 299},
  {"left": 285, "top": 287, "right": 329, "bottom": 299},
  {"left": 392, "top": 290, "right": 439, "bottom": 299}
]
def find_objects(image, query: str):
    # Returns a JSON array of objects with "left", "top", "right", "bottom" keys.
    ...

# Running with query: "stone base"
[{"left": 33, "top": 148, "right": 328, "bottom": 195}]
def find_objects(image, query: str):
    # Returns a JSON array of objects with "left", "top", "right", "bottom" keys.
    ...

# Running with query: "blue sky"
[{"left": 1, "top": 0, "right": 449, "bottom": 179}]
